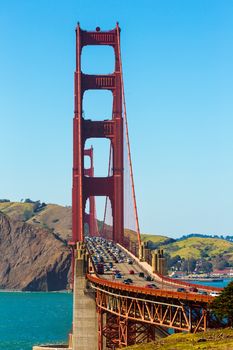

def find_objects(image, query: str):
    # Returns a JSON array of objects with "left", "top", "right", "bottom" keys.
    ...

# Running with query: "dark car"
[
  {"left": 123, "top": 280, "right": 130, "bottom": 285},
  {"left": 139, "top": 272, "right": 144, "bottom": 278},
  {"left": 189, "top": 287, "right": 198, "bottom": 293},
  {"left": 125, "top": 278, "right": 133, "bottom": 283},
  {"left": 177, "top": 287, "right": 186, "bottom": 292},
  {"left": 198, "top": 291, "right": 208, "bottom": 295},
  {"left": 97, "top": 263, "right": 104, "bottom": 275},
  {"left": 145, "top": 276, "right": 153, "bottom": 281}
]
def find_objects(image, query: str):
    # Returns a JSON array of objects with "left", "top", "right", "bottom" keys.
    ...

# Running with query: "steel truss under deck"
[{"left": 91, "top": 282, "right": 208, "bottom": 349}]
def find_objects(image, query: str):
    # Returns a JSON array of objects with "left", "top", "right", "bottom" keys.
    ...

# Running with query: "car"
[
  {"left": 189, "top": 287, "right": 198, "bottom": 293},
  {"left": 97, "top": 263, "right": 104, "bottom": 275},
  {"left": 150, "top": 284, "right": 158, "bottom": 289},
  {"left": 125, "top": 278, "right": 133, "bottom": 283},
  {"left": 210, "top": 291, "right": 220, "bottom": 297},
  {"left": 139, "top": 272, "right": 144, "bottom": 278},
  {"left": 115, "top": 273, "right": 122, "bottom": 279},
  {"left": 129, "top": 270, "right": 135, "bottom": 275},
  {"left": 123, "top": 280, "right": 130, "bottom": 284},
  {"left": 177, "top": 287, "right": 186, "bottom": 292},
  {"left": 146, "top": 284, "right": 153, "bottom": 288},
  {"left": 198, "top": 291, "right": 208, "bottom": 295},
  {"left": 145, "top": 276, "right": 153, "bottom": 281}
]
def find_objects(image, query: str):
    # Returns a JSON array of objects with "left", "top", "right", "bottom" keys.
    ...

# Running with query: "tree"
[
  {"left": 211, "top": 281, "right": 233, "bottom": 326},
  {"left": 201, "top": 260, "right": 213, "bottom": 273},
  {"left": 182, "top": 257, "right": 197, "bottom": 273},
  {"left": 215, "top": 258, "right": 229, "bottom": 270},
  {"left": 166, "top": 255, "right": 181, "bottom": 270}
]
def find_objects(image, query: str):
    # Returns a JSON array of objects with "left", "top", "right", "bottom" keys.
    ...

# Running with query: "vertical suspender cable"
[{"left": 116, "top": 24, "right": 142, "bottom": 247}]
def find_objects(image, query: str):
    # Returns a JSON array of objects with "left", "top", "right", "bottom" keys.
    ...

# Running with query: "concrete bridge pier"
[{"left": 72, "top": 242, "right": 98, "bottom": 350}]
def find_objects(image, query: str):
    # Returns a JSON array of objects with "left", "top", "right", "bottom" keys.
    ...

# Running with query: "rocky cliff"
[{"left": 0, "top": 203, "right": 71, "bottom": 291}]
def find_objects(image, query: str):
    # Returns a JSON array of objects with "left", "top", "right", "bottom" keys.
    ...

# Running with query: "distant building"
[
  {"left": 169, "top": 271, "right": 187, "bottom": 278},
  {"left": 212, "top": 268, "right": 233, "bottom": 276}
]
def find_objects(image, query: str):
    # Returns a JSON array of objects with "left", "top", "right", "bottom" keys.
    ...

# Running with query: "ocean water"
[
  {"left": 187, "top": 278, "right": 233, "bottom": 289},
  {"left": 0, "top": 292, "right": 72, "bottom": 350}
]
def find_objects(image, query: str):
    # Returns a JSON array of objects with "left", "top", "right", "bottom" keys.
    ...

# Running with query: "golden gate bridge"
[{"left": 33, "top": 24, "right": 222, "bottom": 350}]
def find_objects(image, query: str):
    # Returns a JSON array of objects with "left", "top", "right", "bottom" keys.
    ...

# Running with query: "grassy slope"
[
  {"left": 123, "top": 231, "right": 170, "bottom": 245},
  {"left": 125, "top": 328, "right": 233, "bottom": 349},
  {"left": 0, "top": 201, "right": 72, "bottom": 240},
  {"left": 141, "top": 234, "right": 170, "bottom": 244},
  {"left": 0, "top": 201, "right": 35, "bottom": 221},
  {"left": 160, "top": 237, "right": 233, "bottom": 260},
  {"left": 27, "top": 204, "right": 72, "bottom": 240}
]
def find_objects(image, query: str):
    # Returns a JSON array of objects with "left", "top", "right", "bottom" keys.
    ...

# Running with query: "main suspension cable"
[{"left": 116, "top": 24, "right": 142, "bottom": 247}]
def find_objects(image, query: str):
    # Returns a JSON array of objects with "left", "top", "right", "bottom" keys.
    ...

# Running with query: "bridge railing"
[{"left": 86, "top": 274, "right": 214, "bottom": 303}]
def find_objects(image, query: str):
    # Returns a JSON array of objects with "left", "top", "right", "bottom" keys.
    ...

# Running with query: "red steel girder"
[{"left": 91, "top": 280, "right": 209, "bottom": 334}]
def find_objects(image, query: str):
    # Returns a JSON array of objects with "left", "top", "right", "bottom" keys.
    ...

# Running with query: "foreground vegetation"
[{"left": 125, "top": 328, "right": 233, "bottom": 349}]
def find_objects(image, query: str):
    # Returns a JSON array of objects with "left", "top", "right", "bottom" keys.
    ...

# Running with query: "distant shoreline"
[{"left": 181, "top": 277, "right": 225, "bottom": 282}]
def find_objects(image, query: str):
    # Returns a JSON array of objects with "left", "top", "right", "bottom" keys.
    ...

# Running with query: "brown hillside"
[{"left": 0, "top": 210, "right": 71, "bottom": 291}]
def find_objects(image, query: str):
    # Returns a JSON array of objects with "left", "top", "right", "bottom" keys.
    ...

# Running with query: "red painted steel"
[
  {"left": 86, "top": 274, "right": 215, "bottom": 303},
  {"left": 84, "top": 147, "right": 99, "bottom": 237},
  {"left": 72, "top": 23, "right": 124, "bottom": 244},
  {"left": 90, "top": 274, "right": 209, "bottom": 337}
]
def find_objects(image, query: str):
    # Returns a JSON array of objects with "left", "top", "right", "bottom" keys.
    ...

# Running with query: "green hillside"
[
  {"left": 0, "top": 201, "right": 72, "bottom": 240},
  {"left": 141, "top": 234, "right": 170, "bottom": 244},
  {"left": 125, "top": 328, "right": 233, "bottom": 349},
  {"left": 160, "top": 236, "right": 233, "bottom": 261},
  {"left": 0, "top": 201, "right": 35, "bottom": 222}
]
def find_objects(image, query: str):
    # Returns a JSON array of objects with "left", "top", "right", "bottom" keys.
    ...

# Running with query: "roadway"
[{"left": 85, "top": 237, "right": 222, "bottom": 298}]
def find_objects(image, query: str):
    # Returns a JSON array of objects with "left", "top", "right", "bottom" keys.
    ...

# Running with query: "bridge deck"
[{"left": 86, "top": 237, "right": 221, "bottom": 303}]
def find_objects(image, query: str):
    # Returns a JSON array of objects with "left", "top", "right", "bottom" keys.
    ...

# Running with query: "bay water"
[
  {"left": 0, "top": 291, "right": 72, "bottom": 350},
  {"left": 186, "top": 278, "right": 233, "bottom": 289}
]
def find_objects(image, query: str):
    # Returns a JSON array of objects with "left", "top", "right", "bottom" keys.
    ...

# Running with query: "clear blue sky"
[{"left": 0, "top": 0, "right": 232, "bottom": 237}]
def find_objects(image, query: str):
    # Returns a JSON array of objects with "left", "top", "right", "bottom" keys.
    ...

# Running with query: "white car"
[{"left": 210, "top": 291, "right": 220, "bottom": 297}]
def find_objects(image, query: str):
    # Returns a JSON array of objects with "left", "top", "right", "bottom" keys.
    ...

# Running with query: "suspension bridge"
[{"left": 33, "top": 24, "right": 222, "bottom": 350}]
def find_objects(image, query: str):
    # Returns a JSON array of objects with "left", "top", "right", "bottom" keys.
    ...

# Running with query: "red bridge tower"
[{"left": 72, "top": 24, "right": 124, "bottom": 244}]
